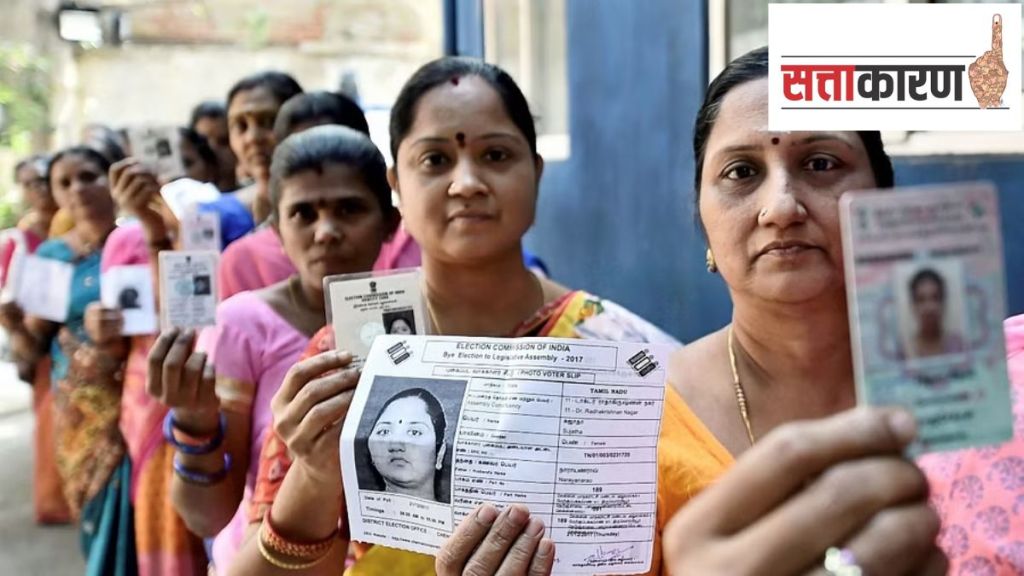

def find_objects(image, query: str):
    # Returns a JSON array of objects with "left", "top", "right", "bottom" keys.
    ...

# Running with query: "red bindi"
[
  {"left": 771, "top": 137, "right": 780, "bottom": 145},
  {"left": 455, "top": 132, "right": 466, "bottom": 146},
  {"left": 450, "top": 76, "right": 460, "bottom": 86}
]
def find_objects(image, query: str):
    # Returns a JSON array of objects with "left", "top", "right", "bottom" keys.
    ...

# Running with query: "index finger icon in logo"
[{"left": 970, "top": 14, "right": 1008, "bottom": 109}]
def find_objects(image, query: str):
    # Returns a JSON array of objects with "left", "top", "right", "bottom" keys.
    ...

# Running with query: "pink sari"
[
  {"left": 102, "top": 224, "right": 207, "bottom": 576},
  {"left": 919, "top": 314, "right": 1024, "bottom": 575}
]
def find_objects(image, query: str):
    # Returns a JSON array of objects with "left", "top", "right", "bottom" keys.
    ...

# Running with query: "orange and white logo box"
[{"left": 769, "top": 3, "right": 1021, "bottom": 131}]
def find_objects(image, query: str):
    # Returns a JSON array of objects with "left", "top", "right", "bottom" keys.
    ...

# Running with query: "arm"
[
  {"left": 228, "top": 352, "right": 358, "bottom": 576},
  {"left": 1, "top": 305, "right": 57, "bottom": 367},
  {"left": 171, "top": 394, "right": 251, "bottom": 537},
  {"left": 109, "top": 159, "right": 175, "bottom": 304},
  {"left": 228, "top": 461, "right": 348, "bottom": 576},
  {"left": 147, "top": 329, "right": 249, "bottom": 536}
]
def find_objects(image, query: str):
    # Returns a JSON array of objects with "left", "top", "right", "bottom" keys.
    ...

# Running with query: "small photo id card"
[
  {"left": 840, "top": 182, "right": 1013, "bottom": 454},
  {"left": 0, "top": 229, "right": 28, "bottom": 304},
  {"left": 102, "top": 265, "right": 157, "bottom": 335},
  {"left": 180, "top": 208, "right": 222, "bottom": 252},
  {"left": 158, "top": 250, "right": 219, "bottom": 330},
  {"left": 16, "top": 255, "right": 73, "bottom": 323},
  {"left": 325, "top": 268, "right": 428, "bottom": 367},
  {"left": 127, "top": 126, "right": 185, "bottom": 183}
]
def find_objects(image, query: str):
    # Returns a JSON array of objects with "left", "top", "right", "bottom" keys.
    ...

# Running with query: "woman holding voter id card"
[
  {"left": 146, "top": 124, "right": 400, "bottom": 573},
  {"left": 0, "top": 146, "right": 138, "bottom": 575},
  {"left": 226, "top": 57, "right": 678, "bottom": 576},
  {"left": 656, "top": 47, "right": 954, "bottom": 575}
]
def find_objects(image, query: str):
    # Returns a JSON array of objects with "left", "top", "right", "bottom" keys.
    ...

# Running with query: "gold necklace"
[{"left": 727, "top": 326, "right": 756, "bottom": 446}]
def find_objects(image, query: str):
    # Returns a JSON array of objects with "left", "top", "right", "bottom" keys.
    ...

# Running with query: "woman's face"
[
  {"left": 276, "top": 163, "right": 389, "bottom": 291},
  {"left": 16, "top": 163, "right": 56, "bottom": 213},
  {"left": 389, "top": 317, "right": 413, "bottom": 335},
  {"left": 228, "top": 87, "right": 281, "bottom": 183},
  {"left": 698, "top": 78, "right": 877, "bottom": 305},
  {"left": 391, "top": 76, "right": 542, "bottom": 265},
  {"left": 194, "top": 115, "right": 238, "bottom": 187},
  {"left": 179, "top": 138, "right": 215, "bottom": 184},
  {"left": 912, "top": 278, "right": 945, "bottom": 335},
  {"left": 49, "top": 154, "right": 115, "bottom": 227},
  {"left": 368, "top": 396, "right": 439, "bottom": 491}
]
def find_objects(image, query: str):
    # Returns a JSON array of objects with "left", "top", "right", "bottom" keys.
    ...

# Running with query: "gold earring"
[{"left": 706, "top": 248, "right": 718, "bottom": 273}]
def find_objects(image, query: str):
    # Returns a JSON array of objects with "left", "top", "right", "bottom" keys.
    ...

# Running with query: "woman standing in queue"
[{"left": 222, "top": 56, "right": 678, "bottom": 576}]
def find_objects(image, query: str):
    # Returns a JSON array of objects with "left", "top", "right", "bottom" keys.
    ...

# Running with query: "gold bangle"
[{"left": 257, "top": 531, "right": 334, "bottom": 571}]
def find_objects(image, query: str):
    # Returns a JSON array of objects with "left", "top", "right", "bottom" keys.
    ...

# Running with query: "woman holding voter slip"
[
  {"left": 218, "top": 57, "right": 678, "bottom": 576},
  {"left": 0, "top": 146, "right": 139, "bottom": 575},
  {"left": 146, "top": 124, "right": 400, "bottom": 574},
  {"left": 426, "top": 49, "right": 947, "bottom": 575}
]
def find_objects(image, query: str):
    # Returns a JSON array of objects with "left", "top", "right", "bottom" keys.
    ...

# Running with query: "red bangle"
[{"left": 261, "top": 511, "right": 338, "bottom": 560}]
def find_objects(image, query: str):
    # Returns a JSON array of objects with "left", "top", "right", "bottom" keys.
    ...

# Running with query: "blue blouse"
[{"left": 34, "top": 238, "right": 101, "bottom": 382}]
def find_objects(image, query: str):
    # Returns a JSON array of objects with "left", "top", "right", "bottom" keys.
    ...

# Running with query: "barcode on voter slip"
[{"left": 627, "top": 350, "right": 658, "bottom": 377}]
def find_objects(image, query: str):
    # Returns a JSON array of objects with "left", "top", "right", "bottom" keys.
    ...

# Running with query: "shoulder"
[
  {"left": 101, "top": 223, "right": 149, "bottom": 269},
  {"left": 36, "top": 237, "right": 72, "bottom": 260},
  {"left": 222, "top": 227, "right": 276, "bottom": 259},
  {"left": 571, "top": 291, "right": 682, "bottom": 346},
  {"left": 217, "top": 291, "right": 269, "bottom": 327},
  {"left": 669, "top": 330, "right": 724, "bottom": 381}
]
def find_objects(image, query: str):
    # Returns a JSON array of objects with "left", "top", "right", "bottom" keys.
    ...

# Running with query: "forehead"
[
  {"left": 280, "top": 163, "right": 373, "bottom": 201},
  {"left": 229, "top": 87, "right": 280, "bottom": 117},
  {"left": 16, "top": 163, "right": 42, "bottom": 179},
  {"left": 707, "top": 78, "right": 862, "bottom": 152},
  {"left": 379, "top": 396, "right": 430, "bottom": 420},
  {"left": 407, "top": 75, "right": 518, "bottom": 137},
  {"left": 195, "top": 116, "right": 227, "bottom": 132},
  {"left": 53, "top": 154, "right": 102, "bottom": 175}
]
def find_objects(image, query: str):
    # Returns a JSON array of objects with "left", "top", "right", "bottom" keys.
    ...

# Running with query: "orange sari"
[{"left": 32, "top": 356, "right": 72, "bottom": 524}]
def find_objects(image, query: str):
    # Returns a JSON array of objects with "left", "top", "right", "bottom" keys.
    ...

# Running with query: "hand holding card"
[
  {"left": 126, "top": 126, "right": 185, "bottom": 184},
  {"left": 15, "top": 255, "right": 73, "bottom": 323},
  {"left": 83, "top": 302, "right": 125, "bottom": 347},
  {"left": 324, "top": 268, "right": 428, "bottom": 367}
]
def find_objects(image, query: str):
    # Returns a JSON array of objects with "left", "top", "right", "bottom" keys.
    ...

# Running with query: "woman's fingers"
[
  {"left": 436, "top": 505, "right": 502, "bottom": 576},
  {"left": 689, "top": 407, "right": 917, "bottom": 536},
  {"left": 300, "top": 387, "right": 356, "bottom": 438},
  {"left": 495, "top": 516, "right": 546, "bottom": 576},
  {"left": 527, "top": 539, "right": 555, "bottom": 576},
  {"left": 146, "top": 329, "right": 179, "bottom": 398},
  {"left": 835, "top": 503, "right": 942, "bottom": 576},
  {"left": 181, "top": 351, "right": 207, "bottom": 409},
  {"left": 288, "top": 368, "right": 359, "bottom": 423},
  {"left": 109, "top": 158, "right": 137, "bottom": 190},
  {"left": 196, "top": 361, "right": 218, "bottom": 411},
  {"left": 161, "top": 329, "right": 195, "bottom": 405},
  {"left": 734, "top": 456, "right": 928, "bottom": 574},
  {"left": 914, "top": 547, "right": 950, "bottom": 576},
  {"left": 273, "top": 351, "right": 355, "bottom": 408},
  {"left": 276, "top": 371, "right": 358, "bottom": 450},
  {"left": 462, "top": 505, "right": 532, "bottom": 576}
]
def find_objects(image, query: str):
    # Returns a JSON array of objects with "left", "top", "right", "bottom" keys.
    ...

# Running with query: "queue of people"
[{"left": 0, "top": 47, "right": 1020, "bottom": 576}]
